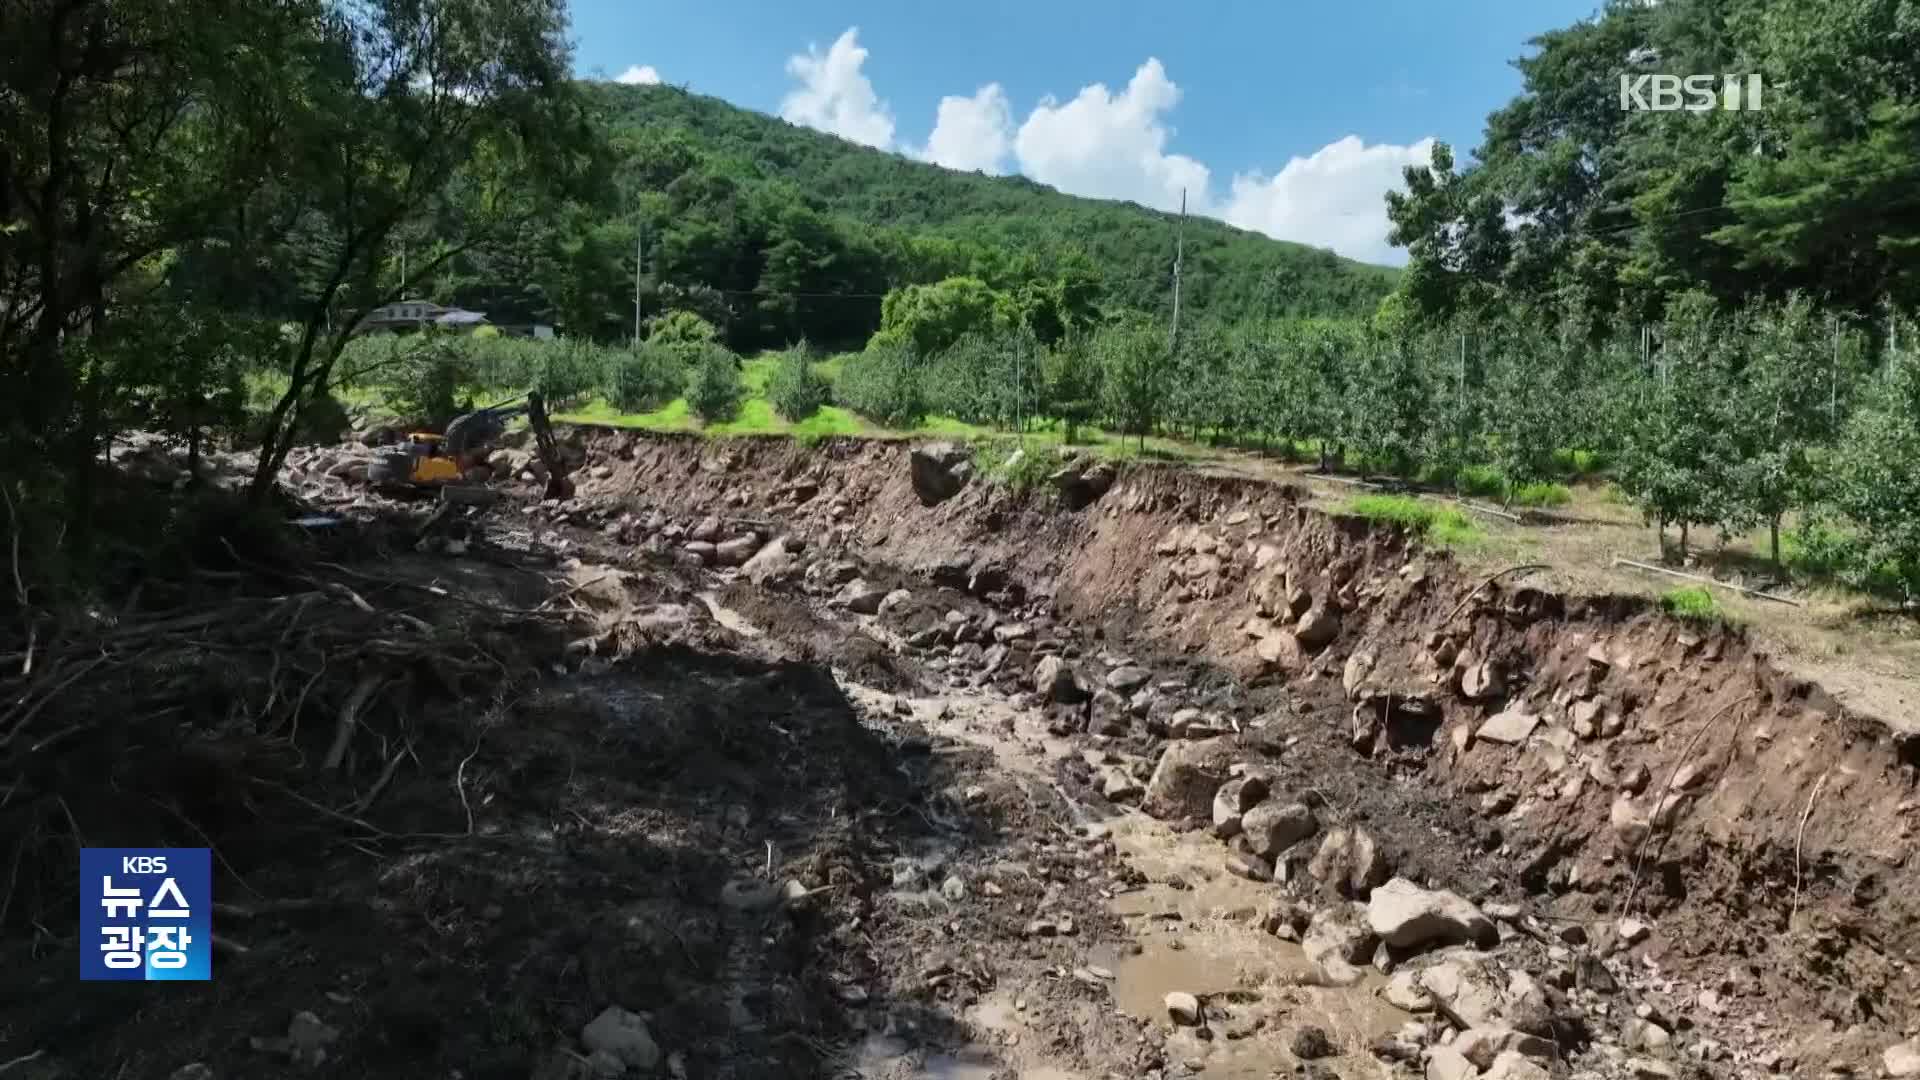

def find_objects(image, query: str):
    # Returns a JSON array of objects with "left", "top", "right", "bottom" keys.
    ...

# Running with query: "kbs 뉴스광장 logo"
[{"left": 80, "top": 848, "right": 212, "bottom": 981}]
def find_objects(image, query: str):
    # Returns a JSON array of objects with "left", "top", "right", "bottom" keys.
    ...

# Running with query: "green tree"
[
  {"left": 873, "top": 276, "right": 1017, "bottom": 357},
  {"left": 1095, "top": 321, "right": 1169, "bottom": 450},
  {"left": 245, "top": 0, "right": 600, "bottom": 503},
  {"left": 767, "top": 342, "right": 830, "bottom": 421},
  {"left": 1825, "top": 344, "right": 1920, "bottom": 598},
  {"left": 683, "top": 345, "right": 743, "bottom": 423},
  {"left": 1616, "top": 292, "right": 1739, "bottom": 556}
]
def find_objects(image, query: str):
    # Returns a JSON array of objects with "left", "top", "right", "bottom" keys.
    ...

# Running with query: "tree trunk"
[
  {"left": 1770, "top": 515, "right": 1782, "bottom": 567},
  {"left": 1680, "top": 521, "right": 1691, "bottom": 560}
]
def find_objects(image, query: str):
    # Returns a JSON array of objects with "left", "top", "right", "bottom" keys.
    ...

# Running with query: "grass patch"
[
  {"left": 791, "top": 407, "right": 865, "bottom": 443},
  {"left": 1507, "top": 481, "right": 1573, "bottom": 508},
  {"left": 1341, "top": 494, "right": 1484, "bottom": 547},
  {"left": 1659, "top": 585, "right": 1722, "bottom": 622},
  {"left": 557, "top": 396, "right": 695, "bottom": 431}
]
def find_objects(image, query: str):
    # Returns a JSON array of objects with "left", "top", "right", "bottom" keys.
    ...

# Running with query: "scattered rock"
[
  {"left": 248, "top": 1011, "right": 340, "bottom": 1069},
  {"left": 740, "top": 537, "right": 797, "bottom": 585},
  {"left": 1290, "top": 1026, "right": 1335, "bottom": 1060},
  {"left": 1886, "top": 1038, "right": 1920, "bottom": 1078},
  {"left": 1302, "top": 901, "right": 1377, "bottom": 986},
  {"left": 1426, "top": 1045, "right": 1478, "bottom": 1080},
  {"left": 1212, "top": 774, "right": 1271, "bottom": 838},
  {"left": 1241, "top": 801, "right": 1317, "bottom": 859},
  {"left": 1456, "top": 1028, "right": 1556, "bottom": 1070},
  {"left": 1460, "top": 659, "right": 1501, "bottom": 700},
  {"left": 1255, "top": 632, "right": 1305, "bottom": 672},
  {"left": 834, "top": 578, "right": 887, "bottom": 614},
  {"left": 1035, "top": 655, "right": 1089, "bottom": 704},
  {"left": 1225, "top": 851, "right": 1274, "bottom": 882},
  {"left": 1630, "top": 1059, "right": 1679, "bottom": 1080},
  {"left": 1417, "top": 952, "right": 1508, "bottom": 1028},
  {"left": 1101, "top": 766, "right": 1144, "bottom": 802},
  {"left": 1142, "top": 737, "right": 1236, "bottom": 821},
  {"left": 581, "top": 1006, "right": 662, "bottom": 1073},
  {"left": 1105, "top": 665, "right": 1152, "bottom": 692},
  {"left": 713, "top": 534, "right": 760, "bottom": 566},
  {"left": 941, "top": 875, "right": 968, "bottom": 902},
  {"left": 1366, "top": 877, "right": 1496, "bottom": 949},
  {"left": 1482, "top": 1050, "right": 1552, "bottom": 1080},
  {"left": 1308, "top": 826, "right": 1391, "bottom": 899},
  {"left": 1165, "top": 991, "right": 1203, "bottom": 1026},
  {"left": 911, "top": 442, "right": 974, "bottom": 505},
  {"left": 1294, "top": 607, "right": 1342, "bottom": 650},
  {"left": 689, "top": 515, "right": 721, "bottom": 542},
  {"left": 1622, "top": 1018, "right": 1671, "bottom": 1052},
  {"left": 1476, "top": 707, "right": 1541, "bottom": 745},
  {"left": 170, "top": 1065, "right": 215, "bottom": 1080},
  {"left": 1383, "top": 970, "right": 1433, "bottom": 1013}
]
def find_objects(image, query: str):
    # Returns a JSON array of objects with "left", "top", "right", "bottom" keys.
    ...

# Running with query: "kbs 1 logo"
[
  {"left": 80, "top": 848, "right": 212, "bottom": 981},
  {"left": 1619, "top": 73, "right": 1764, "bottom": 112}
]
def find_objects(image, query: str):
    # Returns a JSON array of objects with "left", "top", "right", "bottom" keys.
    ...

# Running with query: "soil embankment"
[{"left": 565, "top": 430, "right": 1920, "bottom": 1075}]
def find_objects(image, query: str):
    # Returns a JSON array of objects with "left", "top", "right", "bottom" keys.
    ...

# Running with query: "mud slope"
[{"left": 559, "top": 431, "right": 1920, "bottom": 1057}]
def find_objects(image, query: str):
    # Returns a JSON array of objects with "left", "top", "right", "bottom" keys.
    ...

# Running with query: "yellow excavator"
[{"left": 368, "top": 391, "right": 571, "bottom": 501}]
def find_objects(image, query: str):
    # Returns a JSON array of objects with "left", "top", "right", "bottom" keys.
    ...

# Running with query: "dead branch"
[
  {"left": 321, "top": 673, "right": 385, "bottom": 772},
  {"left": 1792, "top": 770, "right": 1831, "bottom": 930},
  {"left": 1611, "top": 557, "right": 1803, "bottom": 607},
  {"left": 324, "top": 581, "right": 377, "bottom": 614},
  {"left": 349, "top": 740, "right": 411, "bottom": 816},
  {"left": 1, "top": 653, "right": 112, "bottom": 747},
  {"left": 1444, "top": 564, "right": 1551, "bottom": 626},
  {"left": 1450, "top": 497, "right": 1523, "bottom": 523},
  {"left": 314, "top": 561, "right": 574, "bottom": 619}
]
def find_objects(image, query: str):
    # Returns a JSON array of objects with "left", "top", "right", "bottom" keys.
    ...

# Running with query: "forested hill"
[{"left": 508, "top": 82, "right": 1397, "bottom": 349}]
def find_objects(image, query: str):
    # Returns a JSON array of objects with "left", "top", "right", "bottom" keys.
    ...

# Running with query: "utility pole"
[
  {"left": 634, "top": 223, "right": 646, "bottom": 345},
  {"left": 1168, "top": 188, "right": 1187, "bottom": 355}
]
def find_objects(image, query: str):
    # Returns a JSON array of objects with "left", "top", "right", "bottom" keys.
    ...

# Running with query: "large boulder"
[
  {"left": 1034, "top": 656, "right": 1088, "bottom": 705},
  {"left": 714, "top": 534, "right": 761, "bottom": 566},
  {"left": 1301, "top": 901, "right": 1376, "bottom": 986},
  {"left": 1212, "top": 774, "right": 1271, "bottom": 839},
  {"left": 1241, "top": 801, "right": 1317, "bottom": 859},
  {"left": 834, "top": 578, "right": 888, "bottom": 615},
  {"left": 1308, "top": 826, "right": 1391, "bottom": 899},
  {"left": 1416, "top": 951, "right": 1508, "bottom": 1028},
  {"left": 1294, "top": 606, "right": 1342, "bottom": 650},
  {"left": 1367, "top": 877, "right": 1496, "bottom": 949},
  {"left": 910, "top": 442, "right": 974, "bottom": 505},
  {"left": 1142, "top": 737, "right": 1236, "bottom": 821},
  {"left": 741, "top": 537, "right": 798, "bottom": 585},
  {"left": 580, "top": 1007, "right": 661, "bottom": 1072}
]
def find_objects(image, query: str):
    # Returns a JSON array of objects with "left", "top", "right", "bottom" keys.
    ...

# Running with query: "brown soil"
[{"left": 3, "top": 429, "right": 1916, "bottom": 1080}]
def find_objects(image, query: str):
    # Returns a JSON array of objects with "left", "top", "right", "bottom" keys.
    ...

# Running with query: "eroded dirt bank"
[
  {"left": 543, "top": 429, "right": 1920, "bottom": 1076},
  {"left": 9, "top": 428, "right": 1918, "bottom": 1080}
]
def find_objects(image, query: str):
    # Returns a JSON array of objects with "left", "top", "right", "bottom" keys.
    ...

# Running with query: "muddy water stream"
[{"left": 705, "top": 594, "right": 1409, "bottom": 1079}]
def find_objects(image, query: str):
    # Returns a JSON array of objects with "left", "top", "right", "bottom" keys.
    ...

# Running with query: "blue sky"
[{"left": 568, "top": 1, "right": 1601, "bottom": 265}]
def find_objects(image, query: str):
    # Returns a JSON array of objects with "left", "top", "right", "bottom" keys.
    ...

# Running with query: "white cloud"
[
  {"left": 1221, "top": 136, "right": 1436, "bottom": 264},
  {"left": 1011, "top": 59, "right": 1210, "bottom": 214},
  {"left": 615, "top": 64, "right": 662, "bottom": 86},
  {"left": 779, "top": 28, "right": 895, "bottom": 150},
  {"left": 918, "top": 83, "right": 1014, "bottom": 174},
  {"left": 769, "top": 31, "right": 1435, "bottom": 264}
]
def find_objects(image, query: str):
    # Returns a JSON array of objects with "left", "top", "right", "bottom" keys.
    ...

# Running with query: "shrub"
[
  {"left": 684, "top": 345, "right": 743, "bottom": 423},
  {"left": 603, "top": 344, "right": 686, "bottom": 413},
  {"left": 646, "top": 310, "right": 720, "bottom": 346},
  {"left": 767, "top": 344, "right": 831, "bottom": 421},
  {"left": 836, "top": 343, "right": 926, "bottom": 428}
]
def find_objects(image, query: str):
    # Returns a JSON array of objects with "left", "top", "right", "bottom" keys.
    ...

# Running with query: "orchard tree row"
[{"left": 828, "top": 292, "right": 1920, "bottom": 596}]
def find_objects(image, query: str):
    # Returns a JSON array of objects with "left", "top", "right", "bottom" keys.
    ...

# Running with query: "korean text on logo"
[{"left": 80, "top": 848, "right": 212, "bottom": 981}]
